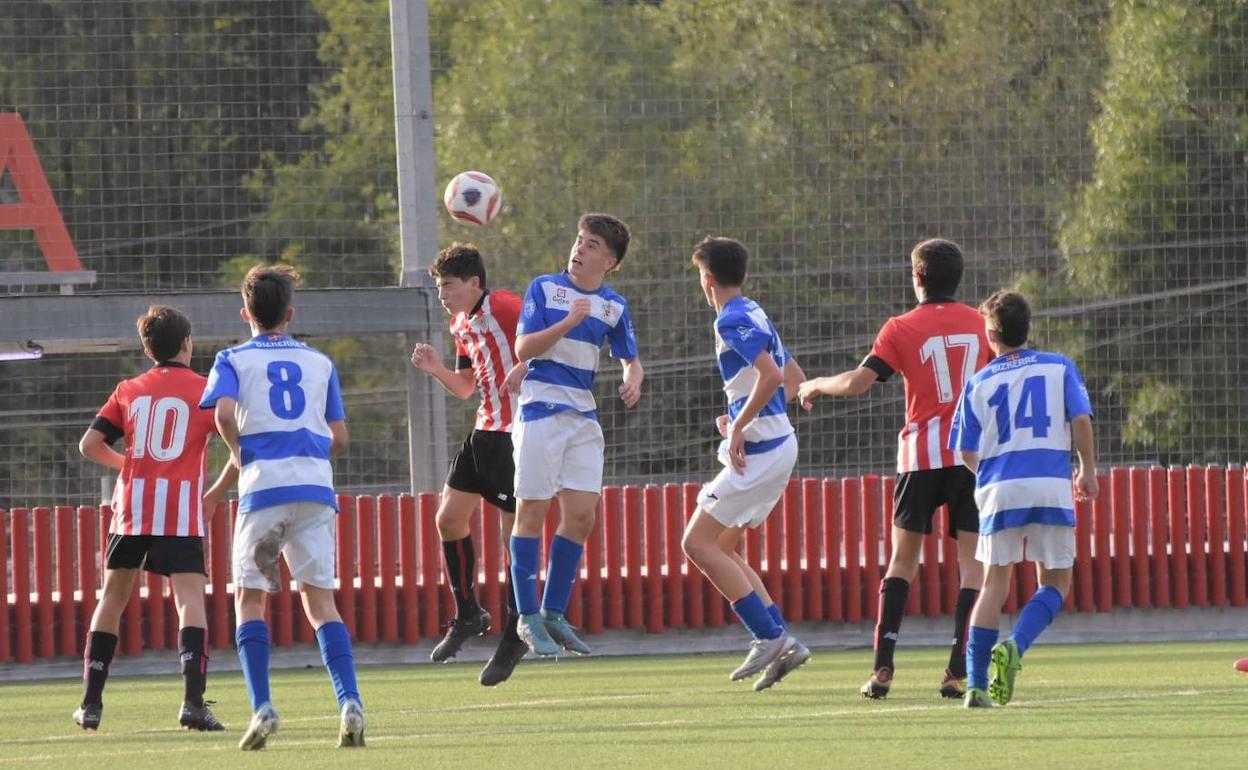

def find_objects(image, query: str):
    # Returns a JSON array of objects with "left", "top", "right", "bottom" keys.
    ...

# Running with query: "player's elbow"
[
  {"left": 78, "top": 432, "right": 97, "bottom": 459},
  {"left": 514, "top": 336, "right": 537, "bottom": 361},
  {"left": 330, "top": 423, "right": 349, "bottom": 453}
]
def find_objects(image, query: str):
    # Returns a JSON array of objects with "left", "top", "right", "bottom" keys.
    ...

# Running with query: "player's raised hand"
[
  {"left": 727, "top": 422, "right": 747, "bottom": 473},
  {"left": 566, "top": 297, "right": 592, "bottom": 325},
  {"left": 410, "top": 343, "right": 440, "bottom": 372},
  {"left": 503, "top": 361, "right": 528, "bottom": 393},
  {"left": 1074, "top": 468, "right": 1099, "bottom": 502},
  {"left": 796, "top": 379, "right": 821, "bottom": 411},
  {"left": 716, "top": 414, "right": 731, "bottom": 437},
  {"left": 619, "top": 379, "right": 642, "bottom": 408}
]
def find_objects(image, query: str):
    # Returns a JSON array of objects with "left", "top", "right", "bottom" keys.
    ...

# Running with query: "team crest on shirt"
[
  {"left": 601, "top": 302, "right": 613, "bottom": 322},
  {"left": 554, "top": 287, "right": 568, "bottom": 302},
  {"left": 736, "top": 326, "right": 755, "bottom": 340},
  {"left": 524, "top": 300, "right": 537, "bottom": 317}
]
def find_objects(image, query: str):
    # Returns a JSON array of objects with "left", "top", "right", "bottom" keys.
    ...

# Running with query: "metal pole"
[{"left": 390, "top": 0, "right": 447, "bottom": 494}]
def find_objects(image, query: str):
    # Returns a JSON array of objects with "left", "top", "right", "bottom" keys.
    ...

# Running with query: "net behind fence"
[{"left": 2, "top": 0, "right": 1245, "bottom": 509}]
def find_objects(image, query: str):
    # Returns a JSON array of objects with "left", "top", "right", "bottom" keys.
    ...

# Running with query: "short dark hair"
[
  {"left": 911, "top": 238, "right": 965, "bottom": 296},
  {"left": 690, "top": 236, "right": 748, "bottom": 287},
  {"left": 578, "top": 213, "right": 631, "bottom": 263},
  {"left": 979, "top": 290, "right": 1031, "bottom": 347},
  {"left": 429, "top": 242, "right": 486, "bottom": 288},
  {"left": 136, "top": 305, "right": 192, "bottom": 363},
  {"left": 242, "top": 264, "right": 299, "bottom": 331}
]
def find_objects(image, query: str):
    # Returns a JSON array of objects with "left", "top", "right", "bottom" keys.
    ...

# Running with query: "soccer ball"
[{"left": 443, "top": 171, "right": 501, "bottom": 227}]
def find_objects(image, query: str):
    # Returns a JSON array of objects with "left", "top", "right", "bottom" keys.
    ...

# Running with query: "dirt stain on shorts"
[{"left": 252, "top": 523, "right": 287, "bottom": 592}]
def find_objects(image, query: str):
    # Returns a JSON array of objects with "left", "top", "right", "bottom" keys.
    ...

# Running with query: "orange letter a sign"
[{"left": 0, "top": 113, "right": 82, "bottom": 271}]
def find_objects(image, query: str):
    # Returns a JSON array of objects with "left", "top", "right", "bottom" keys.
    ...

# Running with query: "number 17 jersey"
[
  {"left": 862, "top": 300, "right": 991, "bottom": 473},
  {"left": 200, "top": 334, "right": 346, "bottom": 514}
]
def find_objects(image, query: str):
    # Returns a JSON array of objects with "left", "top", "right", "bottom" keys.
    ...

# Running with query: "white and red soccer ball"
[{"left": 443, "top": 170, "right": 501, "bottom": 227}]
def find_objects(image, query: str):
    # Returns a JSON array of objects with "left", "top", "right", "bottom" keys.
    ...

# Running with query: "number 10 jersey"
[{"left": 201, "top": 334, "right": 345, "bottom": 514}]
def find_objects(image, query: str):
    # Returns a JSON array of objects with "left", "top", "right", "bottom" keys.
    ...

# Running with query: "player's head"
[
  {"left": 910, "top": 238, "right": 964, "bottom": 299},
  {"left": 430, "top": 242, "right": 487, "bottom": 315},
  {"left": 690, "top": 236, "right": 747, "bottom": 307},
  {"left": 569, "top": 213, "right": 630, "bottom": 284},
  {"left": 979, "top": 289, "right": 1031, "bottom": 352},
  {"left": 241, "top": 264, "right": 299, "bottom": 332},
  {"left": 136, "top": 305, "right": 192, "bottom": 364}
]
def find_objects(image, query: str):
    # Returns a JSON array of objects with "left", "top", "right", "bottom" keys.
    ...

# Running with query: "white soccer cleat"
[
  {"left": 337, "top": 698, "right": 365, "bottom": 748},
  {"left": 730, "top": 632, "right": 797, "bottom": 681},
  {"left": 238, "top": 702, "right": 280, "bottom": 751},
  {"left": 753, "top": 639, "right": 812, "bottom": 691}
]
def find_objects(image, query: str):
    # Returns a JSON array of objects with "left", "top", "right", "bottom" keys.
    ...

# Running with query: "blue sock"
[
  {"left": 541, "top": 534, "right": 584, "bottom": 615},
  {"left": 766, "top": 602, "right": 787, "bottom": 632},
  {"left": 731, "top": 592, "right": 782, "bottom": 640},
  {"left": 235, "top": 620, "right": 271, "bottom": 711},
  {"left": 316, "top": 621, "right": 360, "bottom": 709},
  {"left": 966, "top": 625, "right": 999, "bottom": 691},
  {"left": 1009, "top": 585, "right": 1064, "bottom": 656},
  {"left": 509, "top": 535, "right": 541, "bottom": 615}
]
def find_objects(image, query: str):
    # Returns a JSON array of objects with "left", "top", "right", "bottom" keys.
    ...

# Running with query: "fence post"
[
  {"left": 418, "top": 492, "right": 441, "bottom": 639},
  {"left": 0, "top": 510, "right": 10, "bottom": 662},
  {"left": 1093, "top": 473, "right": 1112, "bottom": 612},
  {"left": 336, "top": 494, "right": 358, "bottom": 636},
  {"left": 1227, "top": 468, "right": 1246, "bottom": 608},
  {"left": 1110, "top": 468, "right": 1132, "bottom": 609},
  {"left": 12, "top": 508, "right": 32, "bottom": 662},
  {"left": 683, "top": 483, "right": 708, "bottom": 629},
  {"left": 1074, "top": 495, "right": 1094, "bottom": 612},
  {"left": 643, "top": 486, "right": 663, "bottom": 633},
  {"left": 1169, "top": 468, "right": 1190, "bottom": 608},
  {"left": 398, "top": 495, "right": 420, "bottom": 644},
  {"left": 34, "top": 507, "right": 55, "bottom": 658},
  {"left": 76, "top": 506, "right": 97, "bottom": 656},
  {"left": 764, "top": 497, "right": 784, "bottom": 609},
  {"left": 1186, "top": 466, "right": 1208, "bottom": 606},
  {"left": 585, "top": 496, "right": 605, "bottom": 635},
  {"left": 207, "top": 501, "right": 230, "bottom": 651},
  {"left": 1148, "top": 468, "right": 1171, "bottom": 608},
  {"left": 842, "top": 478, "right": 862, "bottom": 623},
  {"left": 861, "top": 475, "right": 881, "bottom": 620},
  {"left": 663, "top": 484, "right": 685, "bottom": 629},
  {"left": 802, "top": 478, "right": 823, "bottom": 621},
  {"left": 56, "top": 506, "right": 76, "bottom": 656},
  {"left": 823, "top": 479, "right": 842, "bottom": 622},
  {"left": 624, "top": 485, "right": 644, "bottom": 631},
  {"left": 1129, "top": 468, "right": 1151, "bottom": 608},
  {"left": 356, "top": 495, "right": 378, "bottom": 644},
  {"left": 378, "top": 495, "right": 399, "bottom": 643},
  {"left": 604, "top": 486, "right": 625, "bottom": 630},
  {"left": 1205, "top": 467, "right": 1227, "bottom": 607}
]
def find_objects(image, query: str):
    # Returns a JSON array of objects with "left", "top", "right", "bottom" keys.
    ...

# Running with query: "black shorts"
[
  {"left": 446, "top": 429, "right": 516, "bottom": 513},
  {"left": 893, "top": 466, "right": 979, "bottom": 538},
  {"left": 106, "top": 534, "right": 206, "bottom": 576}
]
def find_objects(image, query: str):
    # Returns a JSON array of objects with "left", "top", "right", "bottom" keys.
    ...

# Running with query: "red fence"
[{"left": 3, "top": 466, "right": 1247, "bottom": 662}]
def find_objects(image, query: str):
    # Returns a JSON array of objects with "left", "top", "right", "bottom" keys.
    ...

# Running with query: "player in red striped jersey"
[
  {"left": 798, "top": 239, "right": 990, "bottom": 699},
  {"left": 73, "top": 305, "right": 235, "bottom": 732},
  {"left": 409, "top": 243, "right": 529, "bottom": 684}
]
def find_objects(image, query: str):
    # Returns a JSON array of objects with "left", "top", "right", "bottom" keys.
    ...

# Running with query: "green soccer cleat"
[
  {"left": 989, "top": 638, "right": 1022, "bottom": 706},
  {"left": 542, "top": 610, "right": 592, "bottom": 655},
  {"left": 516, "top": 612, "right": 561, "bottom": 657},
  {"left": 337, "top": 699, "right": 365, "bottom": 748},
  {"left": 238, "top": 702, "right": 280, "bottom": 751},
  {"left": 963, "top": 687, "right": 993, "bottom": 708}
]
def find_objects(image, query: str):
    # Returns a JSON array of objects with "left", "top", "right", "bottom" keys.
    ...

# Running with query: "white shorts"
[
  {"left": 977, "top": 523, "right": 1075, "bottom": 569},
  {"left": 697, "top": 435, "right": 797, "bottom": 529},
  {"left": 513, "top": 410, "right": 605, "bottom": 500},
  {"left": 232, "top": 502, "right": 337, "bottom": 591}
]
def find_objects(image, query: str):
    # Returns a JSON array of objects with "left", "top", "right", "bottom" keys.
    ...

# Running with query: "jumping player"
[
  {"left": 410, "top": 242, "right": 530, "bottom": 685},
  {"left": 200, "top": 265, "right": 365, "bottom": 749},
  {"left": 681, "top": 237, "right": 811, "bottom": 691},
  {"left": 74, "top": 305, "right": 233, "bottom": 732},
  {"left": 797, "top": 238, "right": 990, "bottom": 699},
  {"left": 509, "top": 213, "right": 643, "bottom": 658},
  {"left": 951, "top": 290, "right": 1097, "bottom": 708}
]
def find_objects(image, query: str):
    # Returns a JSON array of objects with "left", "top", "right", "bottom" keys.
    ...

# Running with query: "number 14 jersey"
[
  {"left": 200, "top": 334, "right": 345, "bottom": 514},
  {"left": 862, "top": 300, "right": 991, "bottom": 473}
]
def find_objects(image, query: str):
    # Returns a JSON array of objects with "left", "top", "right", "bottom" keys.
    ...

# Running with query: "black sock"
[
  {"left": 503, "top": 571, "right": 522, "bottom": 642},
  {"left": 873, "top": 577, "right": 910, "bottom": 673},
  {"left": 947, "top": 588, "right": 979, "bottom": 678},
  {"left": 442, "top": 536, "right": 480, "bottom": 618},
  {"left": 82, "top": 631, "right": 118, "bottom": 706},
  {"left": 179, "top": 626, "right": 208, "bottom": 707}
]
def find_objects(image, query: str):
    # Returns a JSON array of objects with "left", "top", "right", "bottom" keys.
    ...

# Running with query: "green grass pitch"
[{"left": 2, "top": 641, "right": 1245, "bottom": 769}]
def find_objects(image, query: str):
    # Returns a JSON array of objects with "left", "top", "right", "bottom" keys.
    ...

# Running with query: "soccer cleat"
[
  {"left": 963, "top": 687, "right": 993, "bottom": 708},
  {"left": 730, "top": 633, "right": 796, "bottom": 682},
  {"left": 337, "top": 699, "right": 365, "bottom": 748},
  {"left": 753, "top": 639, "right": 812, "bottom": 692},
  {"left": 989, "top": 638, "right": 1022, "bottom": 706},
  {"left": 430, "top": 607, "right": 492, "bottom": 663},
  {"left": 480, "top": 636, "right": 529, "bottom": 686},
  {"left": 238, "top": 702, "right": 280, "bottom": 751},
  {"left": 859, "top": 667, "right": 893, "bottom": 699},
  {"left": 516, "top": 612, "right": 560, "bottom": 656},
  {"left": 541, "top": 610, "right": 592, "bottom": 655},
  {"left": 938, "top": 669, "right": 967, "bottom": 699},
  {"left": 73, "top": 702, "right": 102, "bottom": 730},
  {"left": 179, "top": 700, "right": 226, "bottom": 731}
]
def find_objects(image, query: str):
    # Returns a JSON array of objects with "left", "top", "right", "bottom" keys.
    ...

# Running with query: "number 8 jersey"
[{"left": 200, "top": 334, "right": 346, "bottom": 514}]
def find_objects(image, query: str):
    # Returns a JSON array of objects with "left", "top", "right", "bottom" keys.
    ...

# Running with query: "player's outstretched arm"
[
  {"left": 797, "top": 366, "right": 878, "bottom": 409},
  {"left": 514, "top": 298, "right": 591, "bottom": 361},
  {"left": 410, "top": 342, "right": 476, "bottom": 400},
  {"left": 781, "top": 356, "right": 806, "bottom": 402},
  {"left": 726, "top": 350, "right": 784, "bottom": 472},
  {"left": 1072, "top": 414, "right": 1098, "bottom": 501},
  {"left": 78, "top": 428, "right": 124, "bottom": 471},
  {"left": 213, "top": 397, "right": 242, "bottom": 468},
  {"left": 618, "top": 357, "right": 643, "bottom": 408}
]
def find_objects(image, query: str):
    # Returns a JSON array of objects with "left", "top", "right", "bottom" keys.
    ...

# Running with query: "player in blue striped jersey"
[
  {"left": 200, "top": 265, "right": 364, "bottom": 748},
  {"left": 509, "top": 213, "right": 644, "bottom": 658},
  {"left": 681, "top": 237, "right": 810, "bottom": 690},
  {"left": 949, "top": 290, "right": 1098, "bottom": 708}
]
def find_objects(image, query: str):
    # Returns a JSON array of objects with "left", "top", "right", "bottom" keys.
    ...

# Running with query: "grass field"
[{"left": 2, "top": 640, "right": 1245, "bottom": 769}]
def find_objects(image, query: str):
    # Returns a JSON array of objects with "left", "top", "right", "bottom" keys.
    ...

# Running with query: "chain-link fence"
[{"left": 2, "top": 0, "right": 1245, "bottom": 510}]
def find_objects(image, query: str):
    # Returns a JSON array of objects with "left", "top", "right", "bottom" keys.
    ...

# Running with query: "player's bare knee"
[{"left": 300, "top": 586, "right": 342, "bottom": 627}]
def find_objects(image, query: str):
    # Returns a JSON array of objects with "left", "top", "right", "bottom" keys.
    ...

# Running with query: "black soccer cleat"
[
  {"left": 431, "top": 607, "right": 492, "bottom": 662},
  {"left": 939, "top": 669, "right": 967, "bottom": 700},
  {"left": 180, "top": 700, "right": 226, "bottom": 731},
  {"left": 860, "top": 667, "right": 893, "bottom": 699},
  {"left": 73, "top": 702, "right": 103, "bottom": 730},
  {"left": 479, "top": 635, "right": 529, "bottom": 686}
]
